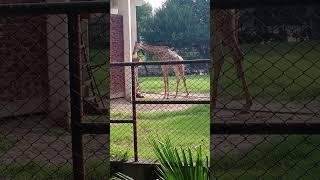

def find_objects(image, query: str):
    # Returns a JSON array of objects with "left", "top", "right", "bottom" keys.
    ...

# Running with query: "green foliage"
[
  {"left": 111, "top": 172, "right": 133, "bottom": 180},
  {"left": 139, "top": 0, "right": 210, "bottom": 58},
  {"left": 136, "top": 2, "right": 153, "bottom": 41},
  {"left": 151, "top": 139, "right": 210, "bottom": 180}
]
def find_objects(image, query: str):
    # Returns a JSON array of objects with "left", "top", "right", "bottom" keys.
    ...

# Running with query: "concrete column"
[
  {"left": 47, "top": 0, "right": 70, "bottom": 128},
  {"left": 118, "top": 0, "right": 133, "bottom": 101},
  {"left": 130, "top": 0, "right": 138, "bottom": 49}
]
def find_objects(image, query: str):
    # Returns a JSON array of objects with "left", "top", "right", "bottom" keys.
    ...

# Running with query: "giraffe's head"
[{"left": 134, "top": 41, "right": 143, "bottom": 51}]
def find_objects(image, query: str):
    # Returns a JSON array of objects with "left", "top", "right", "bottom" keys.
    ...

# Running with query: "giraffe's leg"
[
  {"left": 166, "top": 66, "right": 170, "bottom": 99},
  {"left": 174, "top": 77, "right": 180, "bottom": 98},
  {"left": 161, "top": 65, "right": 168, "bottom": 99},
  {"left": 179, "top": 64, "right": 189, "bottom": 97},
  {"left": 166, "top": 75, "right": 170, "bottom": 99},
  {"left": 182, "top": 76, "right": 189, "bottom": 97},
  {"left": 173, "top": 65, "right": 182, "bottom": 98},
  {"left": 212, "top": 34, "right": 224, "bottom": 114},
  {"left": 163, "top": 65, "right": 170, "bottom": 99},
  {"left": 163, "top": 75, "right": 167, "bottom": 99},
  {"left": 226, "top": 35, "right": 252, "bottom": 113}
]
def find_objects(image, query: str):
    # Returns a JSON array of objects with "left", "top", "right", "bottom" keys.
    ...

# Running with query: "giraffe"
[
  {"left": 135, "top": 42, "right": 189, "bottom": 99},
  {"left": 211, "top": 9, "right": 252, "bottom": 114}
]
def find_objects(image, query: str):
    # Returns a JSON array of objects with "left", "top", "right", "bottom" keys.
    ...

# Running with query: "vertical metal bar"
[
  {"left": 131, "top": 65, "right": 138, "bottom": 162},
  {"left": 210, "top": 58, "right": 214, "bottom": 124},
  {"left": 68, "top": 13, "right": 85, "bottom": 180}
]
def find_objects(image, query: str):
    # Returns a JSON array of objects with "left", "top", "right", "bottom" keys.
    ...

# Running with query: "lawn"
[
  {"left": 0, "top": 136, "right": 110, "bottom": 179},
  {"left": 139, "top": 74, "right": 209, "bottom": 94},
  {"left": 0, "top": 160, "right": 109, "bottom": 180},
  {"left": 110, "top": 104, "right": 210, "bottom": 161},
  {"left": 211, "top": 135, "right": 320, "bottom": 179}
]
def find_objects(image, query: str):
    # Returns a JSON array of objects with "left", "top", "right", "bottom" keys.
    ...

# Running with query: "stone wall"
[
  {"left": 110, "top": 14, "right": 125, "bottom": 99},
  {"left": 0, "top": 0, "right": 49, "bottom": 117}
]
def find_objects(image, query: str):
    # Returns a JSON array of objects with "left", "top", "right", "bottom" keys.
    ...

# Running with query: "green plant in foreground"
[
  {"left": 151, "top": 139, "right": 210, "bottom": 180},
  {"left": 111, "top": 172, "right": 134, "bottom": 180}
]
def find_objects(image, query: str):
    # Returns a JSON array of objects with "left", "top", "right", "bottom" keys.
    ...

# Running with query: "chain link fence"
[
  {"left": 4, "top": 0, "right": 320, "bottom": 179},
  {"left": 0, "top": 1, "right": 109, "bottom": 179},
  {"left": 211, "top": 1, "right": 320, "bottom": 179},
  {"left": 110, "top": 58, "right": 210, "bottom": 162}
]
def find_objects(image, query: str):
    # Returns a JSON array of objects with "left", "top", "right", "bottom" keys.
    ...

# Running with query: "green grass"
[
  {"left": 0, "top": 136, "right": 16, "bottom": 152},
  {"left": 0, "top": 160, "right": 109, "bottom": 180},
  {"left": 210, "top": 135, "right": 320, "bottom": 179},
  {"left": 140, "top": 75, "right": 209, "bottom": 94},
  {"left": 110, "top": 105, "right": 210, "bottom": 161},
  {"left": 240, "top": 41, "right": 320, "bottom": 100}
]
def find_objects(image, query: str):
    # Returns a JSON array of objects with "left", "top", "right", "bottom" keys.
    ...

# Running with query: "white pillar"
[
  {"left": 118, "top": 0, "right": 133, "bottom": 100},
  {"left": 47, "top": 0, "right": 70, "bottom": 128},
  {"left": 118, "top": 0, "right": 140, "bottom": 100},
  {"left": 130, "top": 0, "right": 138, "bottom": 49}
]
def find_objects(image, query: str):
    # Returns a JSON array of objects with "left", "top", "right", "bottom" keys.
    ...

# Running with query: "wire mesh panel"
[
  {"left": 0, "top": 2, "right": 109, "bottom": 179},
  {"left": 211, "top": 1, "right": 320, "bottom": 179},
  {"left": 110, "top": 59, "right": 210, "bottom": 163}
]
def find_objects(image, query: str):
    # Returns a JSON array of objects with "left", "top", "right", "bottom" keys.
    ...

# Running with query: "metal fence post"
[
  {"left": 131, "top": 65, "right": 138, "bottom": 162},
  {"left": 68, "top": 13, "right": 85, "bottom": 180}
]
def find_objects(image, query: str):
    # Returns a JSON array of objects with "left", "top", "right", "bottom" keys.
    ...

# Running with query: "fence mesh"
[
  {"left": 0, "top": 3, "right": 109, "bottom": 179},
  {"left": 110, "top": 60, "right": 210, "bottom": 162},
  {"left": 211, "top": 4, "right": 320, "bottom": 179},
  {"left": 3, "top": 1, "right": 320, "bottom": 179}
]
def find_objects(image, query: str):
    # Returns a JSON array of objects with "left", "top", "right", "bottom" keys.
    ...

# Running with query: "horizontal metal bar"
[
  {"left": 215, "top": 107, "right": 319, "bottom": 116},
  {"left": 110, "top": 120, "right": 133, "bottom": 124},
  {"left": 211, "top": 0, "right": 320, "bottom": 9},
  {"left": 111, "top": 59, "right": 210, "bottom": 67},
  {"left": 211, "top": 122, "right": 320, "bottom": 135},
  {"left": 0, "top": 1, "right": 109, "bottom": 15},
  {"left": 136, "top": 100, "right": 210, "bottom": 104},
  {"left": 76, "top": 123, "right": 109, "bottom": 135}
]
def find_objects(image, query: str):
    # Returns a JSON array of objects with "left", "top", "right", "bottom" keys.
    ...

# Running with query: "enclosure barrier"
[
  {"left": 211, "top": 0, "right": 320, "bottom": 179},
  {"left": 0, "top": 1, "right": 109, "bottom": 180},
  {"left": 110, "top": 59, "right": 210, "bottom": 162},
  {"left": 210, "top": 0, "right": 320, "bottom": 134}
]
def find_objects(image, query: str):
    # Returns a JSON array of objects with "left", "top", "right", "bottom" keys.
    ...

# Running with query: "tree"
[
  {"left": 140, "top": 0, "right": 210, "bottom": 58},
  {"left": 136, "top": 2, "right": 153, "bottom": 41}
]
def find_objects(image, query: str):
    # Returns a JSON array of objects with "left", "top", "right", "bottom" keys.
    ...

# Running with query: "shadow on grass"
[
  {"left": 0, "top": 160, "right": 109, "bottom": 180},
  {"left": 211, "top": 135, "right": 320, "bottom": 179}
]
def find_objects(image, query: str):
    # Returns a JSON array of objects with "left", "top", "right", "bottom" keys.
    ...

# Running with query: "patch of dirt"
[{"left": 111, "top": 93, "right": 209, "bottom": 113}]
